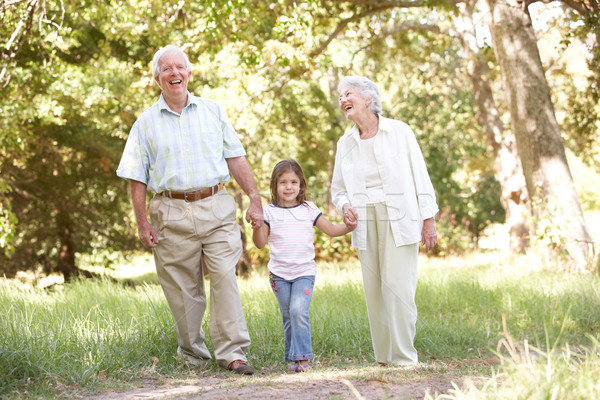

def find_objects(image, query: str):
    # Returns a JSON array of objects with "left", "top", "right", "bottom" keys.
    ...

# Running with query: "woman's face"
[{"left": 339, "top": 86, "right": 371, "bottom": 121}]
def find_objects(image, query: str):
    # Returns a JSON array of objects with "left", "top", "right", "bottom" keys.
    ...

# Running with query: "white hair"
[
  {"left": 338, "top": 76, "right": 382, "bottom": 115},
  {"left": 152, "top": 45, "right": 193, "bottom": 78}
]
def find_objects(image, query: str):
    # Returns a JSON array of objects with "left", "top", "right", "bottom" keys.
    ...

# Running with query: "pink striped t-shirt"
[{"left": 264, "top": 201, "right": 322, "bottom": 280}]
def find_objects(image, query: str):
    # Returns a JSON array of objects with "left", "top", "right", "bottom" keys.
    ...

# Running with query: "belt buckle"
[{"left": 184, "top": 191, "right": 191, "bottom": 202}]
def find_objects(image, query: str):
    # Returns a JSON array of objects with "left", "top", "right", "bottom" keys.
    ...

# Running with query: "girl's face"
[{"left": 277, "top": 170, "right": 301, "bottom": 207}]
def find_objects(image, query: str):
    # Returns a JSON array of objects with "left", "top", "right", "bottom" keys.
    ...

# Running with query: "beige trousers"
[
  {"left": 149, "top": 189, "right": 250, "bottom": 368},
  {"left": 358, "top": 203, "right": 419, "bottom": 365}
]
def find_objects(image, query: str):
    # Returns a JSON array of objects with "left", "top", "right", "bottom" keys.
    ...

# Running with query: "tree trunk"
[
  {"left": 483, "top": 0, "right": 594, "bottom": 271},
  {"left": 454, "top": 2, "right": 531, "bottom": 253},
  {"left": 234, "top": 191, "right": 251, "bottom": 277},
  {"left": 56, "top": 210, "right": 77, "bottom": 281}
]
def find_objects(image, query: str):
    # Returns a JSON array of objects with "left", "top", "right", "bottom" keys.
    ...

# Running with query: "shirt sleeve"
[
  {"left": 263, "top": 205, "right": 272, "bottom": 226},
  {"left": 307, "top": 202, "right": 323, "bottom": 226},
  {"left": 116, "top": 119, "right": 150, "bottom": 184}
]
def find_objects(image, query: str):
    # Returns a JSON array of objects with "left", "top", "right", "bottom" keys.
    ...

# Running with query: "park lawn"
[{"left": 0, "top": 251, "right": 599, "bottom": 398}]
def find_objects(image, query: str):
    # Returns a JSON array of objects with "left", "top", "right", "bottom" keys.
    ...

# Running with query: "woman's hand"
[
  {"left": 421, "top": 218, "right": 437, "bottom": 252},
  {"left": 342, "top": 203, "right": 359, "bottom": 230}
]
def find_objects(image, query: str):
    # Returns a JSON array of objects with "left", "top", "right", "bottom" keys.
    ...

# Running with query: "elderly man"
[{"left": 117, "top": 45, "right": 262, "bottom": 375}]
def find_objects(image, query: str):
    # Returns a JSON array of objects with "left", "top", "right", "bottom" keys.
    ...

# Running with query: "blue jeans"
[{"left": 269, "top": 273, "right": 315, "bottom": 362}]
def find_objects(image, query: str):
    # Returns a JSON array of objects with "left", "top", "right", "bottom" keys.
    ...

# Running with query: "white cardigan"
[{"left": 331, "top": 116, "right": 439, "bottom": 250}]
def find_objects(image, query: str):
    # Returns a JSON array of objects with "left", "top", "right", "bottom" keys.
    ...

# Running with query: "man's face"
[{"left": 155, "top": 50, "right": 191, "bottom": 99}]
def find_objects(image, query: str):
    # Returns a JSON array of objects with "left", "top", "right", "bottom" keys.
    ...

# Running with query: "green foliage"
[
  {"left": 571, "top": 160, "right": 600, "bottom": 212},
  {"left": 0, "top": 0, "right": 154, "bottom": 277},
  {"left": 313, "top": 228, "right": 356, "bottom": 263},
  {"left": 433, "top": 207, "right": 476, "bottom": 256},
  {"left": 0, "top": 180, "right": 17, "bottom": 256},
  {"left": 561, "top": 6, "right": 600, "bottom": 171},
  {"left": 1, "top": 0, "right": 596, "bottom": 278}
]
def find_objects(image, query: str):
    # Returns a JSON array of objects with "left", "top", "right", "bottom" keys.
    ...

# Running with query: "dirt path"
[{"left": 85, "top": 363, "right": 490, "bottom": 400}]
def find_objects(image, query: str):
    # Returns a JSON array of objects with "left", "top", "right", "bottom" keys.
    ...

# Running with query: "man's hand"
[
  {"left": 421, "top": 217, "right": 437, "bottom": 252},
  {"left": 246, "top": 195, "right": 263, "bottom": 229},
  {"left": 226, "top": 157, "right": 263, "bottom": 229},
  {"left": 138, "top": 219, "right": 159, "bottom": 248},
  {"left": 130, "top": 180, "right": 158, "bottom": 248}
]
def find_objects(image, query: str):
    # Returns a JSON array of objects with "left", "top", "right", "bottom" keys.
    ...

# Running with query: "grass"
[
  {"left": 1, "top": 251, "right": 599, "bottom": 398},
  {"left": 431, "top": 324, "right": 600, "bottom": 399},
  {"left": 416, "top": 254, "right": 600, "bottom": 360}
]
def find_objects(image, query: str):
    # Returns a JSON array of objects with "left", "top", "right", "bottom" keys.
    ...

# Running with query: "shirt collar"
[
  {"left": 349, "top": 114, "right": 388, "bottom": 142},
  {"left": 158, "top": 91, "right": 197, "bottom": 113},
  {"left": 269, "top": 202, "right": 303, "bottom": 209}
]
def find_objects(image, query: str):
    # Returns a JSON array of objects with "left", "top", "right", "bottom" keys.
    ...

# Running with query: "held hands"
[
  {"left": 247, "top": 212, "right": 262, "bottom": 229},
  {"left": 246, "top": 194, "right": 263, "bottom": 229},
  {"left": 248, "top": 194, "right": 268, "bottom": 248},
  {"left": 421, "top": 218, "right": 437, "bottom": 252},
  {"left": 342, "top": 203, "right": 358, "bottom": 232}
]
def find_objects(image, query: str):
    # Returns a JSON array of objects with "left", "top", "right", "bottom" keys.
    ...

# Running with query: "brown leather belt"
[{"left": 160, "top": 184, "right": 223, "bottom": 202}]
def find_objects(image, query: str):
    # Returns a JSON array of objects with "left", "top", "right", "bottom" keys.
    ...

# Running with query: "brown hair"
[{"left": 269, "top": 159, "right": 307, "bottom": 206}]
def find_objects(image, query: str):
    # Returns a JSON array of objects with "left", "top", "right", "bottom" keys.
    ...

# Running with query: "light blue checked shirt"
[{"left": 116, "top": 92, "right": 246, "bottom": 193}]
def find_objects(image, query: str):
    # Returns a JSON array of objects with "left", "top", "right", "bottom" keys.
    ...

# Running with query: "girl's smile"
[{"left": 277, "top": 170, "right": 301, "bottom": 207}]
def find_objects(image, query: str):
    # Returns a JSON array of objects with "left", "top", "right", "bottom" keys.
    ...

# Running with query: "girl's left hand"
[
  {"left": 344, "top": 217, "right": 358, "bottom": 231},
  {"left": 343, "top": 204, "right": 358, "bottom": 223}
]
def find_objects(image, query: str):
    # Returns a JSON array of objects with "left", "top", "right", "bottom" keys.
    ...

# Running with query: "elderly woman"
[{"left": 331, "top": 76, "right": 439, "bottom": 366}]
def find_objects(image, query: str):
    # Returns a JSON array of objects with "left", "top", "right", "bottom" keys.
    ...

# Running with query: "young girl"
[{"left": 252, "top": 159, "right": 356, "bottom": 372}]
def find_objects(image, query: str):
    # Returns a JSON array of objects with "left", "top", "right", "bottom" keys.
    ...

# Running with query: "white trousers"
[{"left": 358, "top": 203, "right": 419, "bottom": 365}]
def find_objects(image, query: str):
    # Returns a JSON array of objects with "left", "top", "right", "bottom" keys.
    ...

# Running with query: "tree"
[
  {"left": 0, "top": 0, "right": 165, "bottom": 279},
  {"left": 482, "top": 0, "right": 594, "bottom": 271},
  {"left": 453, "top": 1, "right": 531, "bottom": 252}
]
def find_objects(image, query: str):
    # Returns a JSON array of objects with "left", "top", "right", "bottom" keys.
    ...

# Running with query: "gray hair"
[
  {"left": 338, "top": 76, "right": 382, "bottom": 115},
  {"left": 152, "top": 45, "right": 193, "bottom": 79}
]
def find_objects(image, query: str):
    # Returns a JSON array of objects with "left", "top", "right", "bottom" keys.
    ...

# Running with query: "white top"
[
  {"left": 263, "top": 201, "right": 322, "bottom": 280},
  {"left": 331, "top": 116, "right": 439, "bottom": 250},
  {"left": 359, "top": 135, "right": 385, "bottom": 204}
]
